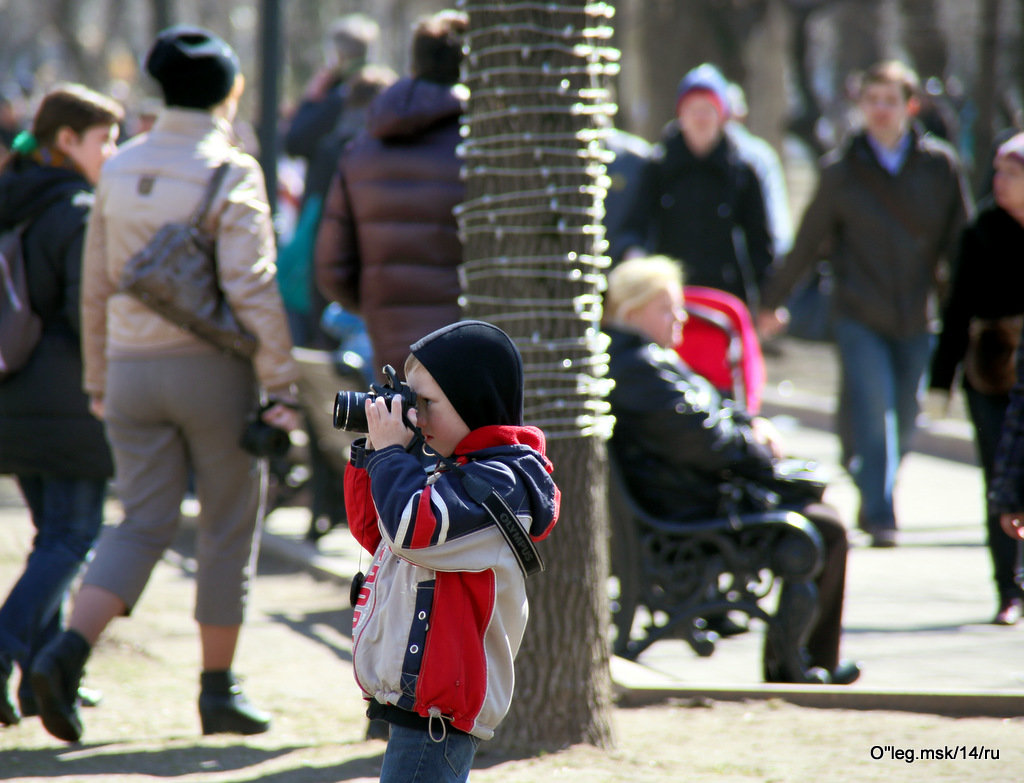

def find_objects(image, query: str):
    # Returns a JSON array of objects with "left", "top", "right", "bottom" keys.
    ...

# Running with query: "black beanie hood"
[
  {"left": 410, "top": 321, "right": 524, "bottom": 432},
  {"left": 145, "top": 25, "right": 240, "bottom": 110}
]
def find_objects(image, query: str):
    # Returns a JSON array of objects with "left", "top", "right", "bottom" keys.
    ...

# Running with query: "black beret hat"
[{"left": 145, "top": 25, "right": 240, "bottom": 110}]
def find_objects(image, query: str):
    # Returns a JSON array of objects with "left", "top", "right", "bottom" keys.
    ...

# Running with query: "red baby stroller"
[{"left": 675, "top": 285, "right": 766, "bottom": 414}]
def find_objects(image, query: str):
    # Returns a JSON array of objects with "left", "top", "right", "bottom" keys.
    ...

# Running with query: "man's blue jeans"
[
  {"left": 0, "top": 476, "right": 106, "bottom": 702},
  {"left": 833, "top": 318, "right": 932, "bottom": 531},
  {"left": 379, "top": 723, "right": 480, "bottom": 782}
]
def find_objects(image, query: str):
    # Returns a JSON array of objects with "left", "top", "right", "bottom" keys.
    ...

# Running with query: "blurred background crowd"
[{"left": 2, "top": 0, "right": 1022, "bottom": 203}]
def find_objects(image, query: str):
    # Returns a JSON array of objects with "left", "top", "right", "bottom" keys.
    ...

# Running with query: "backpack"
[{"left": 0, "top": 220, "right": 42, "bottom": 381}]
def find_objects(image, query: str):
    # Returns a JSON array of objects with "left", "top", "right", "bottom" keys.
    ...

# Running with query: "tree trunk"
[
  {"left": 459, "top": 0, "right": 616, "bottom": 754},
  {"left": 743, "top": 0, "right": 790, "bottom": 154},
  {"left": 973, "top": 0, "right": 1001, "bottom": 190},
  {"left": 900, "top": 0, "right": 947, "bottom": 82},
  {"left": 150, "top": 0, "right": 174, "bottom": 36}
]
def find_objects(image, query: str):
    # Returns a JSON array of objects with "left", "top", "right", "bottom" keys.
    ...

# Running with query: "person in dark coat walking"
[
  {"left": 315, "top": 10, "right": 467, "bottom": 379},
  {"left": 936, "top": 132, "right": 1024, "bottom": 624},
  {"left": 617, "top": 63, "right": 774, "bottom": 311},
  {"left": 0, "top": 84, "right": 122, "bottom": 726}
]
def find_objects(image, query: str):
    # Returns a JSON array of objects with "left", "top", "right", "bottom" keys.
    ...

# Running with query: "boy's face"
[{"left": 407, "top": 363, "right": 471, "bottom": 458}]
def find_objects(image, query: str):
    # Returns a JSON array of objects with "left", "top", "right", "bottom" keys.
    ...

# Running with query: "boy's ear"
[{"left": 906, "top": 95, "right": 921, "bottom": 117}]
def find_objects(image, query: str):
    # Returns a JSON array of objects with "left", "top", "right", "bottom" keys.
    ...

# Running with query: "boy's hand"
[{"left": 365, "top": 395, "right": 414, "bottom": 451}]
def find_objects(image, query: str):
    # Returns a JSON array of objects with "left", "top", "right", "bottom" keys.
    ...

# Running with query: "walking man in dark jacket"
[
  {"left": 759, "top": 61, "right": 972, "bottom": 547},
  {"left": 315, "top": 10, "right": 467, "bottom": 379}
]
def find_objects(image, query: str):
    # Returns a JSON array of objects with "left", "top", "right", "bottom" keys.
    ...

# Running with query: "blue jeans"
[
  {"left": 380, "top": 723, "right": 480, "bottom": 783},
  {"left": 0, "top": 476, "right": 106, "bottom": 701},
  {"left": 833, "top": 318, "right": 932, "bottom": 531}
]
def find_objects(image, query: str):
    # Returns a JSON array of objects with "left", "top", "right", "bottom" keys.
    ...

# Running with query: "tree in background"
[{"left": 457, "top": 0, "right": 617, "bottom": 753}]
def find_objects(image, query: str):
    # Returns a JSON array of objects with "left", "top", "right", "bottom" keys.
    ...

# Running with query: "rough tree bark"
[{"left": 458, "top": 0, "right": 616, "bottom": 754}]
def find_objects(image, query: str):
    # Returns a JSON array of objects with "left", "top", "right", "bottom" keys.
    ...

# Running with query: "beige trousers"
[{"left": 83, "top": 352, "right": 263, "bottom": 626}]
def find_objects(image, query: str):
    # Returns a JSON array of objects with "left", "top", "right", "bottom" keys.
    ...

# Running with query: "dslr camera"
[
  {"left": 333, "top": 364, "right": 417, "bottom": 433},
  {"left": 240, "top": 400, "right": 294, "bottom": 458}
]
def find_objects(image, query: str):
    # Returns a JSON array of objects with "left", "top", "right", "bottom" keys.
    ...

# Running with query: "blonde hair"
[{"left": 603, "top": 255, "right": 684, "bottom": 326}]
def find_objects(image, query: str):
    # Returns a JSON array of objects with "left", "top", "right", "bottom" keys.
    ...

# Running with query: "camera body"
[
  {"left": 240, "top": 401, "right": 292, "bottom": 458},
  {"left": 333, "top": 364, "right": 417, "bottom": 433}
]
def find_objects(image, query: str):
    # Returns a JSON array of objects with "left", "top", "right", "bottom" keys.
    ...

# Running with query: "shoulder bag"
[{"left": 119, "top": 163, "right": 258, "bottom": 360}]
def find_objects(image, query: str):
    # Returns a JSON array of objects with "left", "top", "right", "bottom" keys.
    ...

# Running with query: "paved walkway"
[{"left": 2, "top": 337, "right": 1022, "bottom": 718}]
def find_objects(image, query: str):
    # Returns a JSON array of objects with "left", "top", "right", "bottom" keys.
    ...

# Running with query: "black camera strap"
[
  {"left": 457, "top": 469, "right": 545, "bottom": 578},
  {"left": 423, "top": 444, "right": 543, "bottom": 578}
]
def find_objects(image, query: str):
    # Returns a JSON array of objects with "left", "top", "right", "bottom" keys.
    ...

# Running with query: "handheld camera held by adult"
[
  {"left": 333, "top": 364, "right": 417, "bottom": 432},
  {"left": 240, "top": 400, "right": 297, "bottom": 458}
]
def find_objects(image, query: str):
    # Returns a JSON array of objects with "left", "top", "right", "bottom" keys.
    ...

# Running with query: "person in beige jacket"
[{"left": 30, "top": 26, "right": 299, "bottom": 744}]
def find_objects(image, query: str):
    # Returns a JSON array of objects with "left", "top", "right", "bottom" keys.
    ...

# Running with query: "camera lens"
[{"left": 334, "top": 390, "right": 370, "bottom": 431}]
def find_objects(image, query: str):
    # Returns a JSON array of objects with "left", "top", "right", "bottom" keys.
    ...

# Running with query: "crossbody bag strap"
[
  {"left": 457, "top": 468, "right": 545, "bottom": 578},
  {"left": 188, "top": 162, "right": 231, "bottom": 230}
]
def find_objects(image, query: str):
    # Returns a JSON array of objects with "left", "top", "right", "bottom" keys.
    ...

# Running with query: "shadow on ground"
[{"left": 1, "top": 742, "right": 383, "bottom": 782}]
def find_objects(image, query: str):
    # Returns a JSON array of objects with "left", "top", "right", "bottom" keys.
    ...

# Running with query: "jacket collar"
[
  {"left": 150, "top": 108, "right": 236, "bottom": 143},
  {"left": 849, "top": 125, "right": 924, "bottom": 171}
]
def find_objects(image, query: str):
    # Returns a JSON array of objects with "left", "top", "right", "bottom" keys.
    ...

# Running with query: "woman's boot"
[
  {"left": 198, "top": 670, "right": 271, "bottom": 735},
  {"left": 30, "top": 630, "right": 91, "bottom": 742},
  {"left": 0, "top": 657, "right": 20, "bottom": 725}
]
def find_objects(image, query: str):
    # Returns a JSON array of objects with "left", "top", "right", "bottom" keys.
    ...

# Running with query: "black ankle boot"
[
  {"left": 1, "top": 660, "right": 20, "bottom": 726},
  {"left": 30, "top": 630, "right": 91, "bottom": 742},
  {"left": 198, "top": 670, "right": 271, "bottom": 735}
]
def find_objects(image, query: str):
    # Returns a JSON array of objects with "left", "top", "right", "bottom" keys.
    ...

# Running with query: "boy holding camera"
[{"left": 343, "top": 320, "right": 559, "bottom": 782}]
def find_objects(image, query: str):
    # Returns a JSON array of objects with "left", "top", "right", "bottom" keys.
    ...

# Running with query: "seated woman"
[{"left": 603, "top": 255, "right": 859, "bottom": 685}]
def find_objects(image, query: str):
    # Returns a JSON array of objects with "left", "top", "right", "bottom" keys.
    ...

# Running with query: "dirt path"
[{"left": 1, "top": 504, "right": 1021, "bottom": 782}]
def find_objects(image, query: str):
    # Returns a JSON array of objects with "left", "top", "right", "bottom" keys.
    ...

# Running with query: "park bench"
[{"left": 607, "top": 454, "right": 828, "bottom": 683}]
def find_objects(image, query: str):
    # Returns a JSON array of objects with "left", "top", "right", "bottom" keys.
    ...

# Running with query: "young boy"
[{"left": 344, "top": 320, "right": 560, "bottom": 782}]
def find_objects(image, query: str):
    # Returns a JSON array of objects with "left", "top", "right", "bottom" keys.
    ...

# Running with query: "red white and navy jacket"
[{"left": 344, "top": 424, "right": 559, "bottom": 740}]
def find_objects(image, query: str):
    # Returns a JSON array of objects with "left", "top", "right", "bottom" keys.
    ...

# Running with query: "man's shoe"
[
  {"left": 870, "top": 529, "right": 897, "bottom": 548},
  {"left": 701, "top": 613, "right": 749, "bottom": 638},
  {"left": 829, "top": 660, "right": 862, "bottom": 685},
  {"left": 0, "top": 666, "right": 20, "bottom": 726},
  {"left": 30, "top": 630, "right": 91, "bottom": 743},
  {"left": 993, "top": 598, "right": 1023, "bottom": 626},
  {"left": 198, "top": 670, "right": 271, "bottom": 735},
  {"left": 764, "top": 660, "right": 830, "bottom": 685}
]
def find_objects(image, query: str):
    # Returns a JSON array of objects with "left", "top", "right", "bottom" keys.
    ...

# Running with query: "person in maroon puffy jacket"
[{"left": 315, "top": 10, "right": 467, "bottom": 381}]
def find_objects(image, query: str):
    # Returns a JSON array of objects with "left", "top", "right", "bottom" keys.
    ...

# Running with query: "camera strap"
[
  {"left": 429, "top": 447, "right": 544, "bottom": 578},
  {"left": 459, "top": 470, "right": 545, "bottom": 578}
]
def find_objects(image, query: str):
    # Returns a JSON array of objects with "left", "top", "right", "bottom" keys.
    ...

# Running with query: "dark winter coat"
[
  {"left": 606, "top": 325, "right": 774, "bottom": 518},
  {"left": 762, "top": 129, "right": 971, "bottom": 338},
  {"left": 0, "top": 159, "right": 113, "bottom": 479},
  {"left": 618, "top": 126, "right": 773, "bottom": 310},
  {"left": 314, "top": 76, "right": 464, "bottom": 377},
  {"left": 930, "top": 199, "right": 1024, "bottom": 392}
]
